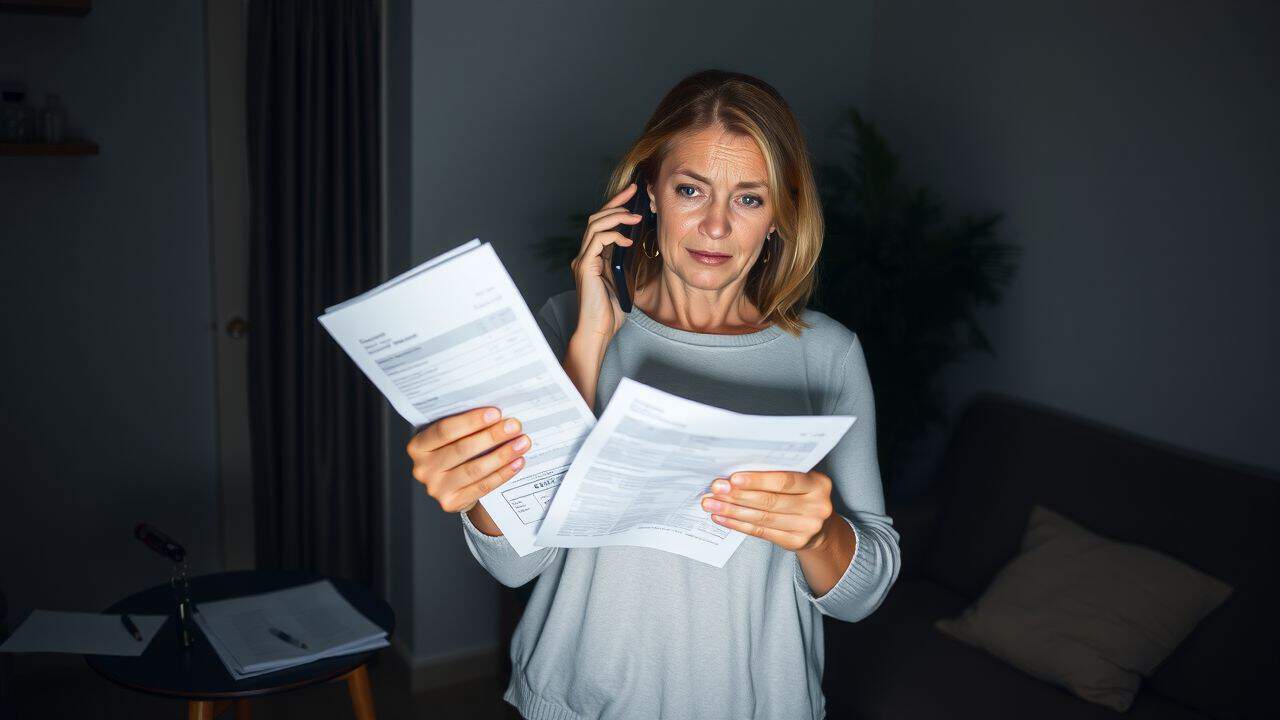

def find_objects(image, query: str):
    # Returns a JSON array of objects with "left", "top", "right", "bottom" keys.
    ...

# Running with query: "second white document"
[{"left": 534, "top": 377, "right": 856, "bottom": 566}]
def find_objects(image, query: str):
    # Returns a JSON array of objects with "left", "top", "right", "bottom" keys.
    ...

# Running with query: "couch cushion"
[
  {"left": 934, "top": 505, "right": 1232, "bottom": 712},
  {"left": 923, "top": 395, "right": 1279, "bottom": 717},
  {"left": 823, "top": 579, "right": 1207, "bottom": 720}
]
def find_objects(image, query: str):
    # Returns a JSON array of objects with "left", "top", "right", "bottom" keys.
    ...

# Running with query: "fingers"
[
  {"left": 571, "top": 182, "right": 643, "bottom": 295},
  {"left": 587, "top": 205, "right": 636, "bottom": 225},
  {"left": 707, "top": 514, "right": 796, "bottom": 548},
  {"left": 708, "top": 477, "right": 832, "bottom": 514},
  {"left": 445, "top": 432, "right": 532, "bottom": 492},
  {"left": 584, "top": 182, "right": 638, "bottom": 227},
  {"left": 437, "top": 415, "right": 527, "bottom": 470},
  {"left": 726, "top": 471, "right": 816, "bottom": 494},
  {"left": 432, "top": 432, "right": 532, "bottom": 512},
  {"left": 405, "top": 406, "right": 535, "bottom": 514},
  {"left": 708, "top": 483, "right": 785, "bottom": 512},
  {"left": 601, "top": 181, "right": 637, "bottom": 211},
  {"left": 572, "top": 216, "right": 642, "bottom": 287},
  {"left": 700, "top": 471, "right": 835, "bottom": 551},
  {"left": 575, "top": 231, "right": 635, "bottom": 276},
  {"left": 577, "top": 213, "right": 641, "bottom": 263},
  {"left": 582, "top": 210, "right": 639, "bottom": 244},
  {"left": 442, "top": 452, "right": 528, "bottom": 513},
  {"left": 699, "top": 494, "right": 820, "bottom": 533},
  {"left": 408, "top": 406, "right": 500, "bottom": 455}
]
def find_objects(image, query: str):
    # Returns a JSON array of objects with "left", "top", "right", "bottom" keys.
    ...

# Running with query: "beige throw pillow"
[{"left": 934, "top": 505, "right": 1232, "bottom": 712}]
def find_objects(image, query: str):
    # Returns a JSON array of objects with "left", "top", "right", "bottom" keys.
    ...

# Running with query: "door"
[{"left": 205, "top": 0, "right": 255, "bottom": 569}]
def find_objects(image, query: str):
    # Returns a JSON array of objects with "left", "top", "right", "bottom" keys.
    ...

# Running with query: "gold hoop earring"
[{"left": 641, "top": 232, "right": 660, "bottom": 259}]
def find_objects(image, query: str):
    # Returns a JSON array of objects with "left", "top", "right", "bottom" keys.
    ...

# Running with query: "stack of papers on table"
[{"left": 193, "top": 580, "right": 388, "bottom": 679}]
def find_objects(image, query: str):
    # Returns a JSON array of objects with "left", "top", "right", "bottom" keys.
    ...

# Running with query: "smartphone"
[{"left": 610, "top": 173, "right": 653, "bottom": 314}]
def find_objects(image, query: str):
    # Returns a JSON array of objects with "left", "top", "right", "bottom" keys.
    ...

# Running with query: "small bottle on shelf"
[
  {"left": 41, "top": 94, "right": 66, "bottom": 144},
  {"left": 1, "top": 90, "right": 34, "bottom": 142}
]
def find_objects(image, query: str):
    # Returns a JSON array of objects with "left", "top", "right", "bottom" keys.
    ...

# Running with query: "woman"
[{"left": 406, "top": 69, "right": 901, "bottom": 720}]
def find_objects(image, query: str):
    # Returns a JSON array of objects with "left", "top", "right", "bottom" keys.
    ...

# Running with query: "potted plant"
[{"left": 814, "top": 109, "right": 1019, "bottom": 486}]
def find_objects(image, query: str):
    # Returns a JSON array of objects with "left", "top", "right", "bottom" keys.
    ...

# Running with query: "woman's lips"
[{"left": 687, "top": 248, "right": 732, "bottom": 266}]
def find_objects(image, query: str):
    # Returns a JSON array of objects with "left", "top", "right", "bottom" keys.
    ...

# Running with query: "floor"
[{"left": 5, "top": 654, "right": 523, "bottom": 720}]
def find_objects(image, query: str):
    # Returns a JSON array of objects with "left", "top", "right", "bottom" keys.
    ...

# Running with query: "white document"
[
  {"left": 319, "top": 239, "right": 595, "bottom": 555},
  {"left": 533, "top": 377, "right": 856, "bottom": 567},
  {"left": 0, "top": 610, "right": 167, "bottom": 656},
  {"left": 193, "top": 580, "right": 388, "bottom": 679}
]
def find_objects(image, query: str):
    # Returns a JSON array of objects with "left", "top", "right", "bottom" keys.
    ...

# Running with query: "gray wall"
[
  {"left": 0, "top": 2, "right": 220, "bottom": 615},
  {"left": 867, "top": 0, "right": 1280, "bottom": 489},
  {"left": 392, "top": 0, "right": 876, "bottom": 665}
]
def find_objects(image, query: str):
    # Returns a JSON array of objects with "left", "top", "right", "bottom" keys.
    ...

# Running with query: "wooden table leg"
[
  {"left": 344, "top": 664, "right": 376, "bottom": 720},
  {"left": 187, "top": 699, "right": 245, "bottom": 719}
]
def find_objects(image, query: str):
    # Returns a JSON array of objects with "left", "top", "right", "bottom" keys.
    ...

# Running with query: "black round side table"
[{"left": 85, "top": 569, "right": 395, "bottom": 720}]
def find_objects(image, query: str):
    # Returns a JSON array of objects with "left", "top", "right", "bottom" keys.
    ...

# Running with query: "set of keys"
[{"left": 134, "top": 523, "right": 195, "bottom": 647}]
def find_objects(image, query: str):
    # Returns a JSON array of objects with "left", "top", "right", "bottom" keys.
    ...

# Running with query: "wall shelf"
[
  {"left": 0, "top": 140, "right": 99, "bottom": 156},
  {"left": 0, "top": 0, "right": 90, "bottom": 16}
]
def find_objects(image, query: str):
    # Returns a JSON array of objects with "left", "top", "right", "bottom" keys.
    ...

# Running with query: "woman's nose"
[{"left": 698, "top": 203, "right": 731, "bottom": 240}]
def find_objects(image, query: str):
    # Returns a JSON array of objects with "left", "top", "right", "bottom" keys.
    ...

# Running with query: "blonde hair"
[{"left": 606, "top": 69, "right": 824, "bottom": 336}]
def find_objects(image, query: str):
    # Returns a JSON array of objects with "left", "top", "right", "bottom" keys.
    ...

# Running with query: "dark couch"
[{"left": 823, "top": 394, "right": 1280, "bottom": 719}]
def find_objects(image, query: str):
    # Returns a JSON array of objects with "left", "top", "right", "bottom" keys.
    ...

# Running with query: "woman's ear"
[{"left": 647, "top": 184, "right": 658, "bottom": 215}]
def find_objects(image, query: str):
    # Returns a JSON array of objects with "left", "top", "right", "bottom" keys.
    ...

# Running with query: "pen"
[
  {"left": 120, "top": 614, "right": 143, "bottom": 642},
  {"left": 268, "top": 627, "right": 309, "bottom": 650}
]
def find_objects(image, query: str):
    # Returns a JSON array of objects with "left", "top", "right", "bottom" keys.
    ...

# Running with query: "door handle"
[{"left": 225, "top": 316, "right": 250, "bottom": 339}]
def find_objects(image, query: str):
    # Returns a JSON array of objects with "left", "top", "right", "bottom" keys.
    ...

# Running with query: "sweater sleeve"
[
  {"left": 458, "top": 293, "right": 573, "bottom": 587},
  {"left": 461, "top": 508, "right": 564, "bottom": 588},
  {"left": 791, "top": 334, "right": 902, "bottom": 622}
]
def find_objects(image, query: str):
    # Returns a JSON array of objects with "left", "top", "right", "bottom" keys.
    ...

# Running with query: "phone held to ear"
[{"left": 610, "top": 173, "right": 653, "bottom": 314}]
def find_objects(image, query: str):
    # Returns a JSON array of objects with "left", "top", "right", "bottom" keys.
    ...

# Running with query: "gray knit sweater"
[{"left": 461, "top": 290, "right": 901, "bottom": 720}]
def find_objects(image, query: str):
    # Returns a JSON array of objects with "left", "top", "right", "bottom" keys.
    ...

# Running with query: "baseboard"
[{"left": 390, "top": 637, "right": 500, "bottom": 694}]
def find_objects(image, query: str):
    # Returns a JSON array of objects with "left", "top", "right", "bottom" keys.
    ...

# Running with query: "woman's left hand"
[{"left": 700, "top": 471, "right": 836, "bottom": 552}]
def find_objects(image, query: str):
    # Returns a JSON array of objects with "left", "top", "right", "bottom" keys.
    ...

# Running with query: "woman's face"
[{"left": 646, "top": 125, "right": 776, "bottom": 293}]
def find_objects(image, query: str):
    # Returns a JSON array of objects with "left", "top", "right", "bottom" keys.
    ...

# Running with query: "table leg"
[
  {"left": 344, "top": 664, "right": 375, "bottom": 720},
  {"left": 187, "top": 699, "right": 245, "bottom": 719}
]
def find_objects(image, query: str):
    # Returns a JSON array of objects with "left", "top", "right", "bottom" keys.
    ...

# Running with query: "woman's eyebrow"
[{"left": 673, "top": 168, "right": 768, "bottom": 190}]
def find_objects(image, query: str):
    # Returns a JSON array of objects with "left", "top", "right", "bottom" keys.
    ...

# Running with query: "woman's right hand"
[
  {"left": 570, "top": 182, "right": 643, "bottom": 343},
  {"left": 406, "top": 406, "right": 532, "bottom": 514}
]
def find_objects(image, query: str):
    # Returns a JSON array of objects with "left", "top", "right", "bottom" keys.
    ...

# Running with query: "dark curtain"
[{"left": 247, "top": 0, "right": 383, "bottom": 586}]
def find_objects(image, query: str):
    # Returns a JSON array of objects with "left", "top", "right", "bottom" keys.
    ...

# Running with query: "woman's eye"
[{"left": 674, "top": 185, "right": 762, "bottom": 208}]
